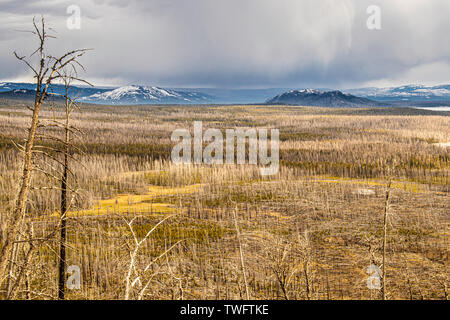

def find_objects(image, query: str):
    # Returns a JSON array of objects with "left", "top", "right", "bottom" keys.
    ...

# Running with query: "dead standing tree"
[
  {"left": 0, "top": 17, "right": 90, "bottom": 295},
  {"left": 381, "top": 181, "right": 392, "bottom": 300},
  {"left": 52, "top": 70, "right": 91, "bottom": 299}
]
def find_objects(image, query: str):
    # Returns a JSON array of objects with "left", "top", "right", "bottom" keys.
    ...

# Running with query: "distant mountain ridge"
[
  {"left": 0, "top": 89, "right": 40, "bottom": 100},
  {"left": 0, "top": 82, "right": 109, "bottom": 98},
  {"left": 345, "top": 84, "right": 450, "bottom": 101},
  {"left": 79, "top": 85, "right": 212, "bottom": 104},
  {"left": 0, "top": 88, "right": 65, "bottom": 101},
  {"left": 1, "top": 82, "right": 450, "bottom": 106},
  {"left": 266, "top": 89, "right": 384, "bottom": 107}
]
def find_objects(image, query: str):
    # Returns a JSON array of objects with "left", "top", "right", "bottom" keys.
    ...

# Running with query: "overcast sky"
[{"left": 0, "top": 0, "right": 449, "bottom": 88}]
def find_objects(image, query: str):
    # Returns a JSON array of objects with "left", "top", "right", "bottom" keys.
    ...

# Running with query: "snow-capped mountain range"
[
  {"left": 79, "top": 85, "right": 212, "bottom": 104},
  {"left": 344, "top": 85, "right": 450, "bottom": 101},
  {"left": 1, "top": 82, "right": 450, "bottom": 105}
]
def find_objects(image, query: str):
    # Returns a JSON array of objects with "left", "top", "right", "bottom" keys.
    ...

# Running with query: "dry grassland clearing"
[{"left": 0, "top": 102, "right": 448, "bottom": 300}]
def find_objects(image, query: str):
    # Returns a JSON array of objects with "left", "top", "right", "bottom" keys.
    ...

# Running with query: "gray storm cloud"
[{"left": 0, "top": 0, "right": 449, "bottom": 88}]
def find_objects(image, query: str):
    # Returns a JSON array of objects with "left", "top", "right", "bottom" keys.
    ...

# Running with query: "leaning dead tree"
[
  {"left": 0, "top": 17, "right": 90, "bottom": 296},
  {"left": 123, "top": 214, "right": 182, "bottom": 300}
]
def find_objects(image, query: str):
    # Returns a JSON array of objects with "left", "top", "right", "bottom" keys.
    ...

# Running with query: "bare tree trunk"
[
  {"left": 0, "top": 17, "right": 90, "bottom": 296},
  {"left": 304, "top": 260, "right": 311, "bottom": 300},
  {"left": 0, "top": 98, "right": 42, "bottom": 291},
  {"left": 381, "top": 181, "right": 391, "bottom": 300},
  {"left": 7, "top": 240, "right": 37, "bottom": 299},
  {"left": 57, "top": 84, "right": 70, "bottom": 300},
  {"left": 57, "top": 145, "right": 68, "bottom": 299},
  {"left": 233, "top": 207, "right": 249, "bottom": 300}
]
